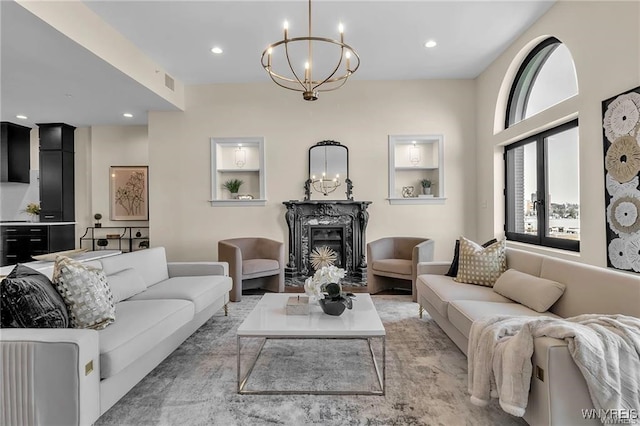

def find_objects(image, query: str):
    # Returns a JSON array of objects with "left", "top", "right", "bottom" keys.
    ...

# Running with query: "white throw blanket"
[{"left": 468, "top": 314, "right": 640, "bottom": 417}]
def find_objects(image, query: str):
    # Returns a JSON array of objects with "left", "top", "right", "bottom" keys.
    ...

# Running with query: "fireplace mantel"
[{"left": 283, "top": 200, "right": 372, "bottom": 285}]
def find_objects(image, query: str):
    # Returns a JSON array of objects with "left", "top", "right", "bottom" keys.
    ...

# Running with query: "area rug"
[{"left": 95, "top": 295, "right": 526, "bottom": 426}]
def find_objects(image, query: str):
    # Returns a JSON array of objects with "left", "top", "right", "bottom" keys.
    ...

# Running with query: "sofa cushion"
[
  {"left": 52, "top": 256, "right": 115, "bottom": 330},
  {"left": 493, "top": 269, "right": 566, "bottom": 313},
  {"left": 98, "top": 299, "right": 194, "bottom": 379},
  {"left": 107, "top": 268, "right": 147, "bottom": 303},
  {"left": 99, "top": 247, "right": 169, "bottom": 287},
  {"left": 417, "top": 274, "right": 512, "bottom": 318},
  {"left": 447, "top": 300, "right": 560, "bottom": 338},
  {"left": 242, "top": 259, "right": 279, "bottom": 277},
  {"left": 372, "top": 259, "right": 411, "bottom": 276},
  {"left": 454, "top": 237, "right": 506, "bottom": 287},
  {"left": 0, "top": 264, "right": 69, "bottom": 328},
  {"left": 128, "top": 275, "right": 232, "bottom": 313}
]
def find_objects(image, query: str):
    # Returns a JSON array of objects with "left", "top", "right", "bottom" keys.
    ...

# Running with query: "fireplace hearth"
[{"left": 283, "top": 200, "right": 372, "bottom": 286}]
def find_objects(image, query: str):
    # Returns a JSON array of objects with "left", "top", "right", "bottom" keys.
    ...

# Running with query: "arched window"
[{"left": 505, "top": 37, "right": 577, "bottom": 128}]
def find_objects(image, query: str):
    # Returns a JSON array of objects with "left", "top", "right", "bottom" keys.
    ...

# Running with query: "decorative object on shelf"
[
  {"left": 110, "top": 166, "right": 149, "bottom": 221},
  {"left": 402, "top": 186, "right": 415, "bottom": 198},
  {"left": 602, "top": 86, "right": 640, "bottom": 272},
  {"left": 96, "top": 239, "right": 109, "bottom": 249},
  {"left": 409, "top": 141, "right": 421, "bottom": 166},
  {"left": 223, "top": 178, "right": 244, "bottom": 199},
  {"left": 305, "top": 141, "right": 352, "bottom": 200},
  {"left": 303, "top": 265, "right": 353, "bottom": 316},
  {"left": 135, "top": 230, "right": 142, "bottom": 238},
  {"left": 94, "top": 213, "right": 103, "bottom": 228},
  {"left": 138, "top": 240, "right": 149, "bottom": 249},
  {"left": 237, "top": 194, "right": 254, "bottom": 200},
  {"left": 261, "top": 0, "right": 360, "bottom": 101},
  {"left": 235, "top": 144, "right": 246, "bottom": 168},
  {"left": 24, "top": 203, "right": 40, "bottom": 222},
  {"left": 309, "top": 246, "right": 338, "bottom": 269},
  {"left": 106, "top": 234, "right": 120, "bottom": 239},
  {"left": 420, "top": 179, "right": 432, "bottom": 195}
]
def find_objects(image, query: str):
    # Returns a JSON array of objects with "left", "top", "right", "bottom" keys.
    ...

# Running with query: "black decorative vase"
[{"left": 319, "top": 297, "right": 352, "bottom": 316}]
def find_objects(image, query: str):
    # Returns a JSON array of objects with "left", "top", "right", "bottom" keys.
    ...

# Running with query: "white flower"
[
  {"left": 304, "top": 276, "right": 324, "bottom": 300},
  {"left": 606, "top": 173, "right": 639, "bottom": 198},
  {"left": 608, "top": 238, "right": 631, "bottom": 270},
  {"left": 624, "top": 235, "right": 640, "bottom": 272},
  {"left": 305, "top": 265, "right": 346, "bottom": 298},
  {"left": 603, "top": 92, "right": 640, "bottom": 142}
]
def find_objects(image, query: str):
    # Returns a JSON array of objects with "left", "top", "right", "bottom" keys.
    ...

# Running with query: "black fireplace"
[{"left": 283, "top": 200, "right": 372, "bottom": 286}]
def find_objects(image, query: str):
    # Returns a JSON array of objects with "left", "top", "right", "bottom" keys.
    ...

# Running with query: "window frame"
[
  {"left": 504, "top": 119, "right": 580, "bottom": 252},
  {"left": 505, "top": 37, "right": 561, "bottom": 128}
]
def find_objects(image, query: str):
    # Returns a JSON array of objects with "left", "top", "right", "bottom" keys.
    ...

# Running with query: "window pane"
[
  {"left": 507, "top": 142, "right": 537, "bottom": 235},
  {"left": 545, "top": 126, "right": 580, "bottom": 240},
  {"left": 525, "top": 44, "right": 578, "bottom": 119}
]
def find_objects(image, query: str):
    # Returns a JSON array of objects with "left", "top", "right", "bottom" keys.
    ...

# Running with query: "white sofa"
[
  {"left": 1, "top": 247, "right": 232, "bottom": 426},
  {"left": 416, "top": 247, "right": 640, "bottom": 426}
]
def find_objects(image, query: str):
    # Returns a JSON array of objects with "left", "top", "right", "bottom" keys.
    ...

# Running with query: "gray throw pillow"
[
  {"left": 0, "top": 264, "right": 69, "bottom": 328},
  {"left": 493, "top": 269, "right": 566, "bottom": 313}
]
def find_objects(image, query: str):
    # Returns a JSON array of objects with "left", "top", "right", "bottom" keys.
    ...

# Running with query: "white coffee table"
[{"left": 237, "top": 293, "right": 386, "bottom": 395}]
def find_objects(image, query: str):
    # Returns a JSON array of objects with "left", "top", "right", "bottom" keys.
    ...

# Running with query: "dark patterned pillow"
[
  {"left": 0, "top": 264, "right": 69, "bottom": 328},
  {"left": 445, "top": 238, "right": 497, "bottom": 277}
]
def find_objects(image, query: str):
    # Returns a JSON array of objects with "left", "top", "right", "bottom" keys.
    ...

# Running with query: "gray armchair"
[
  {"left": 367, "top": 237, "right": 434, "bottom": 302},
  {"left": 218, "top": 237, "right": 285, "bottom": 302}
]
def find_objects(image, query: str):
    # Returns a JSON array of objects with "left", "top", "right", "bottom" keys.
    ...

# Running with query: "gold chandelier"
[{"left": 261, "top": 0, "right": 360, "bottom": 101}]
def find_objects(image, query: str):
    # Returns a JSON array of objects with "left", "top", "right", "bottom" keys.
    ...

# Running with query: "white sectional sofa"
[
  {"left": 1, "top": 247, "right": 232, "bottom": 426},
  {"left": 416, "top": 247, "right": 640, "bottom": 426}
]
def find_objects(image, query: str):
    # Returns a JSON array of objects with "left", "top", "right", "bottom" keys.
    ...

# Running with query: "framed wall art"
[
  {"left": 110, "top": 166, "right": 149, "bottom": 221},
  {"left": 602, "top": 86, "right": 640, "bottom": 272}
]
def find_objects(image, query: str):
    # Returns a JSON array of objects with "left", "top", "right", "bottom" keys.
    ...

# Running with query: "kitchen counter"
[{"left": 1, "top": 222, "right": 76, "bottom": 226}]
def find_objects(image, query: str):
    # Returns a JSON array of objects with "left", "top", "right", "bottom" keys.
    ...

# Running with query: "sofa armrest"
[
  {"left": 167, "top": 261, "right": 228, "bottom": 277},
  {"left": 526, "top": 336, "right": 597, "bottom": 425},
  {"left": 1, "top": 329, "right": 100, "bottom": 426},
  {"left": 417, "top": 261, "right": 451, "bottom": 276}
]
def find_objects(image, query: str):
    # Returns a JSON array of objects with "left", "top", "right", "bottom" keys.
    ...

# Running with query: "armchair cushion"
[
  {"left": 243, "top": 259, "right": 280, "bottom": 276},
  {"left": 0, "top": 264, "right": 69, "bottom": 328},
  {"left": 372, "top": 259, "right": 411, "bottom": 276}
]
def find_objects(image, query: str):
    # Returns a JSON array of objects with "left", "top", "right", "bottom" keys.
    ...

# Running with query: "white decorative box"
[{"left": 286, "top": 296, "right": 310, "bottom": 315}]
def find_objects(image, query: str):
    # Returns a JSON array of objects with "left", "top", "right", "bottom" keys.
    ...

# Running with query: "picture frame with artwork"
[{"left": 110, "top": 166, "right": 149, "bottom": 221}]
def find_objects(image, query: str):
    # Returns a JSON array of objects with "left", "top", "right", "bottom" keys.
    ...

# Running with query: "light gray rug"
[{"left": 96, "top": 295, "right": 527, "bottom": 426}]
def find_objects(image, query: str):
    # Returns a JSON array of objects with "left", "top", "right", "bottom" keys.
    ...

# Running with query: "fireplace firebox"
[{"left": 283, "top": 200, "right": 371, "bottom": 286}]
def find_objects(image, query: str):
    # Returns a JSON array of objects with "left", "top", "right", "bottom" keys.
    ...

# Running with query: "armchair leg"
[
  {"left": 419, "top": 304, "right": 423, "bottom": 319},
  {"left": 224, "top": 303, "right": 229, "bottom": 316}
]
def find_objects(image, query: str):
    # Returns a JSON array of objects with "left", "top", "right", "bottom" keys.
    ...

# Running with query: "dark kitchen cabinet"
[
  {"left": 1, "top": 224, "right": 74, "bottom": 266},
  {"left": 38, "top": 123, "right": 75, "bottom": 222},
  {"left": 1, "top": 122, "right": 31, "bottom": 183}
]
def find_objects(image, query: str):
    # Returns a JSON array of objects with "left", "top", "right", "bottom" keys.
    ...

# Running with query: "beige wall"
[
  {"left": 74, "top": 125, "right": 149, "bottom": 243},
  {"left": 475, "top": 1, "right": 640, "bottom": 265},
  {"left": 148, "top": 79, "right": 477, "bottom": 261}
]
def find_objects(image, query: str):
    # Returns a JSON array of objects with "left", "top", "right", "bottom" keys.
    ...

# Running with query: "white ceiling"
[{"left": 1, "top": 0, "right": 555, "bottom": 128}]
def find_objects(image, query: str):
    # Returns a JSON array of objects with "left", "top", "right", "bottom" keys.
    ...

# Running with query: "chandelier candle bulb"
[
  {"left": 283, "top": 20, "right": 288, "bottom": 39},
  {"left": 339, "top": 23, "right": 344, "bottom": 42}
]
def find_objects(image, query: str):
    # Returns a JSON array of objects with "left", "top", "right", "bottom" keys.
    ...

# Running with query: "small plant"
[
  {"left": 223, "top": 178, "right": 243, "bottom": 194},
  {"left": 420, "top": 179, "right": 432, "bottom": 188},
  {"left": 24, "top": 203, "right": 41, "bottom": 216}
]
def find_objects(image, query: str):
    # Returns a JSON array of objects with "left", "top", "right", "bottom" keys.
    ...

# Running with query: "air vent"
[{"left": 164, "top": 73, "right": 175, "bottom": 91}]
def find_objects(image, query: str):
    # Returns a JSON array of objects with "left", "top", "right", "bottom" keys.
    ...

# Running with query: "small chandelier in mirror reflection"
[
  {"left": 311, "top": 172, "right": 341, "bottom": 196},
  {"left": 235, "top": 145, "right": 246, "bottom": 168},
  {"left": 410, "top": 141, "right": 421, "bottom": 166},
  {"left": 261, "top": 0, "right": 360, "bottom": 101}
]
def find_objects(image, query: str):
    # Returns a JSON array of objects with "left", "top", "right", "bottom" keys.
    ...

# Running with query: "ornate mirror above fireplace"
[{"left": 305, "top": 140, "right": 353, "bottom": 200}]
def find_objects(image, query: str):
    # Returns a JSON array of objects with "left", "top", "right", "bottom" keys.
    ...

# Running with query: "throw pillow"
[
  {"left": 445, "top": 238, "right": 498, "bottom": 277},
  {"left": 0, "top": 264, "right": 69, "bottom": 328},
  {"left": 107, "top": 268, "right": 147, "bottom": 303},
  {"left": 493, "top": 269, "right": 566, "bottom": 313},
  {"left": 454, "top": 237, "right": 506, "bottom": 287},
  {"left": 52, "top": 256, "right": 115, "bottom": 330}
]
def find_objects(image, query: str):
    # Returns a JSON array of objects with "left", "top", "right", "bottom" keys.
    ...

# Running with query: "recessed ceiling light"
[
  {"left": 16, "top": 114, "right": 28, "bottom": 120},
  {"left": 424, "top": 40, "right": 437, "bottom": 48},
  {"left": 123, "top": 113, "right": 133, "bottom": 118},
  {"left": 211, "top": 47, "right": 223, "bottom": 54}
]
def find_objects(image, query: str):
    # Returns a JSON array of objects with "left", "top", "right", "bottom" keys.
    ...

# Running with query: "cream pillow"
[
  {"left": 493, "top": 268, "right": 566, "bottom": 313},
  {"left": 454, "top": 236, "right": 506, "bottom": 287},
  {"left": 107, "top": 268, "right": 147, "bottom": 303},
  {"left": 52, "top": 256, "right": 115, "bottom": 330}
]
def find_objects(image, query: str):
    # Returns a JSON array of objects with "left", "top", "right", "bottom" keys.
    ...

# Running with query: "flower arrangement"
[
  {"left": 25, "top": 203, "right": 41, "bottom": 216},
  {"left": 304, "top": 265, "right": 346, "bottom": 300}
]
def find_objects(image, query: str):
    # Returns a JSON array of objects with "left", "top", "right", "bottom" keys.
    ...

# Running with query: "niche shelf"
[{"left": 388, "top": 134, "right": 446, "bottom": 205}]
